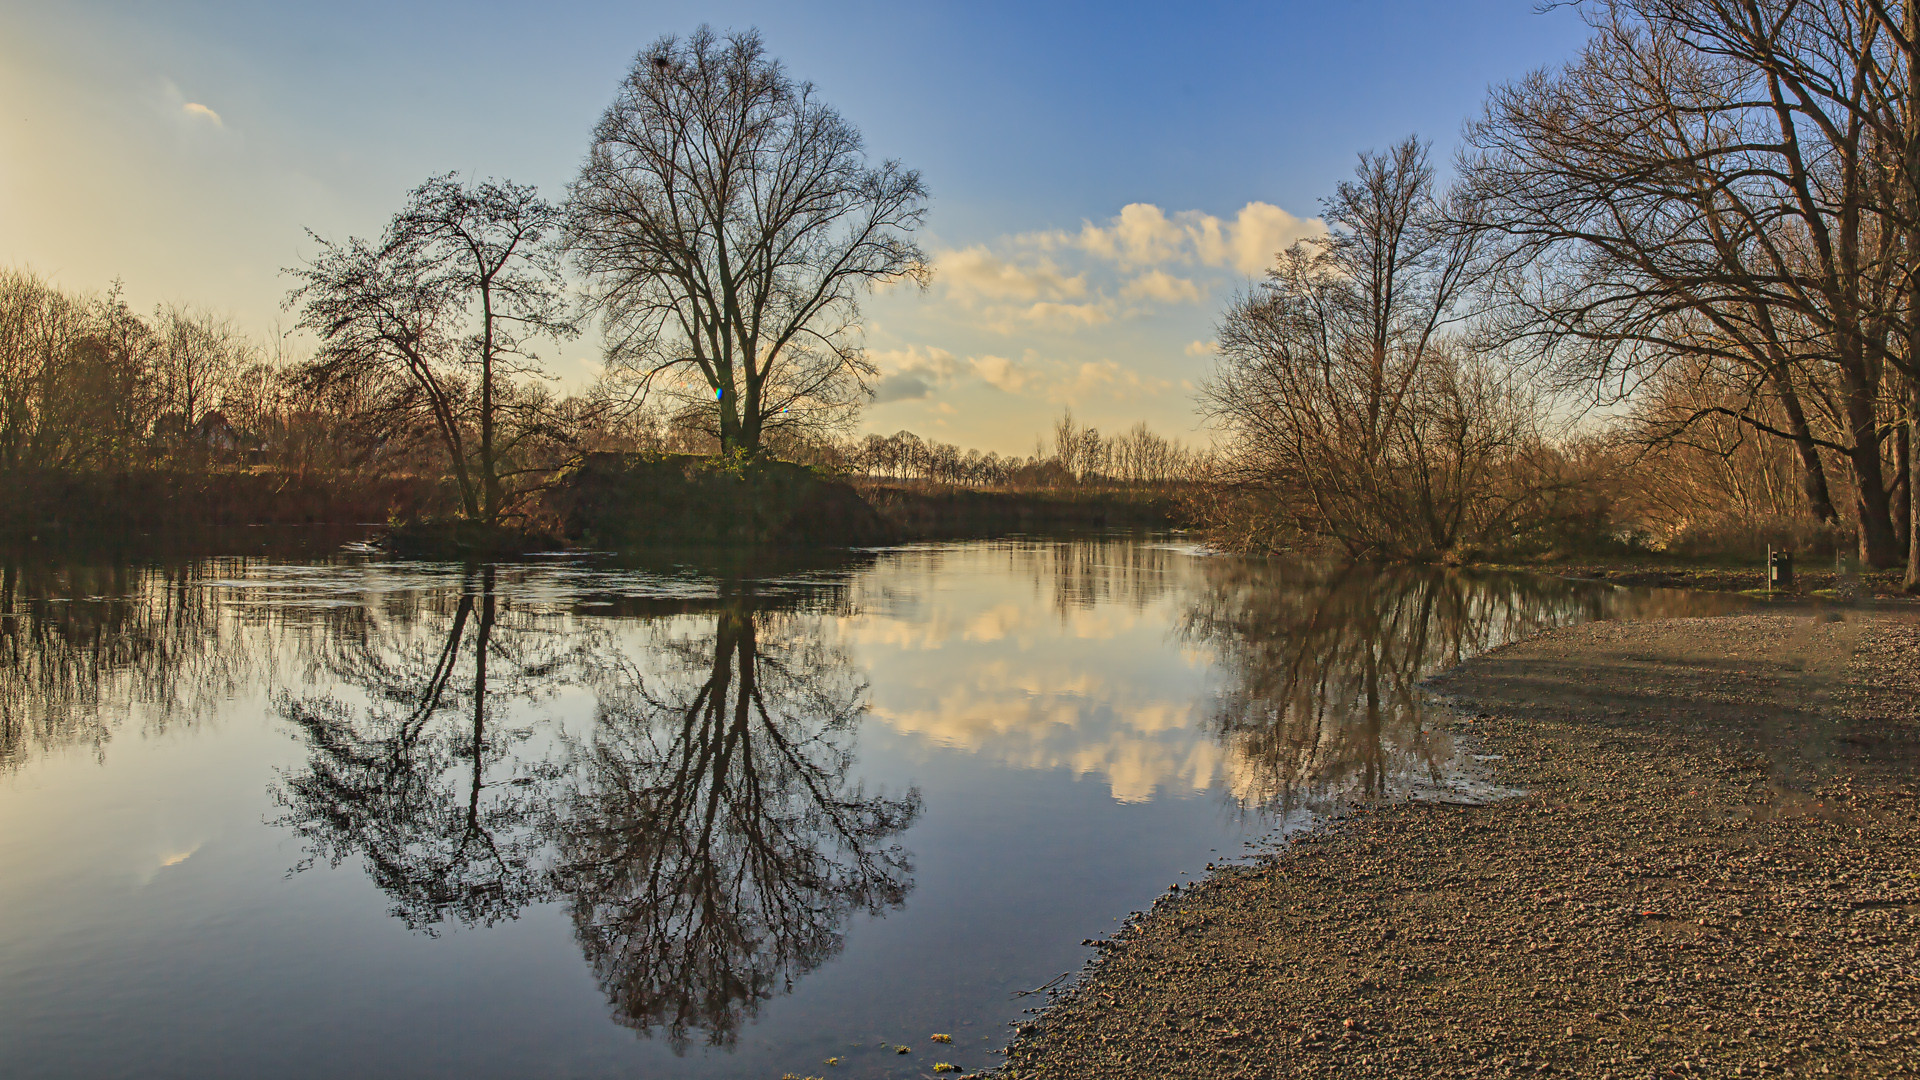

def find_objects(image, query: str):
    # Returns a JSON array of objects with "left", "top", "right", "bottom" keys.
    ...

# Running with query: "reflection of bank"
[
  {"left": 0, "top": 556, "right": 244, "bottom": 772},
  {"left": 272, "top": 569, "right": 918, "bottom": 1051},
  {"left": 1185, "top": 562, "right": 1637, "bottom": 814}
]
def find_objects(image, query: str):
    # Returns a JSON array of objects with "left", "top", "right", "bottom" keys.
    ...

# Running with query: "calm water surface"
[{"left": 0, "top": 539, "right": 1750, "bottom": 1079}]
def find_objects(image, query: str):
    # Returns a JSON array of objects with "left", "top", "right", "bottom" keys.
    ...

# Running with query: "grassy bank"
[
  {"left": 996, "top": 610, "right": 1920, "bottom": 1079},
  {"left": 852, "top": 480, "right": 1179, "bottom": 539},
  {"left": 3, "top": 468, "right": 445, "bottom": 541}
]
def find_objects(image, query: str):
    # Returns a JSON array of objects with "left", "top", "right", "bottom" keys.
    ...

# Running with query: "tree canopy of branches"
[
  {"left": 1465, "top": 0, "right": 1920, "bottom": 580},
  {"left": 1203, "top": 138, "right": 1576, "bottom": 561},
  {"left": 0, "top": 271, "right": 274, "bottom": 473},
  {"left": 288, "top": 175, "right": 574, "bottom": 523},
  {"left": 566, "top": 26, "right": 929, "bottom": 456}
]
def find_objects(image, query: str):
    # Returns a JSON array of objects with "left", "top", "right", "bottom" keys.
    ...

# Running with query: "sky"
[{"left": 0, "top": 0, "right": 1595, "bottom": 455}]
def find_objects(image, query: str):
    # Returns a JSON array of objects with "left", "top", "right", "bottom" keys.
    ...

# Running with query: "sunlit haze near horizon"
[{"left": 0, "top": 0, "right": 1592, "bottom": 454}]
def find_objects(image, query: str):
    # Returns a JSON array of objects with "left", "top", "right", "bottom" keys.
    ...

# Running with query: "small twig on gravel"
[{"left": 1012, "top": 973, "right": 1070, "bottom": 997}]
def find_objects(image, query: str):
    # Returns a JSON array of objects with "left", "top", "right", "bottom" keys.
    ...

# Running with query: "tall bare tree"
[
  {"left": 1204, "top": 138, "right": 1565, "bottom": 560},
  {"left": 288, "top": 175, "right": 573, "bottom": 524},
  {"left": 566, "top": 27, "right": 929, "bottom": 456}
]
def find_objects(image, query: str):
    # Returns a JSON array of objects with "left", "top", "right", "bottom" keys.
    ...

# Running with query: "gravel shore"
[{"left": 995, "top": 610, "right": 1920, "bottom": 1079}]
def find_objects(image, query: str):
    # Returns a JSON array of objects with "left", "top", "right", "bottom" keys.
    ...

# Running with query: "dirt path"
[{"left": 994, "top": 611, "right": 1920, "bottom": 1079}]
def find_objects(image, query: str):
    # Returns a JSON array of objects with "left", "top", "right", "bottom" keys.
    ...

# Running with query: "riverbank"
[
  {"left": 1495, "top": 559, "right": 1915, "bottom": 599},
  {"left": 996, "top": 610, "right": 1920, "bottom": 1079},
  {"left": 852, "top": 480, "right": 1177, "bottom": 538},
  {"left": 4, "top": 468, "right": 441, "bottom": 542}
]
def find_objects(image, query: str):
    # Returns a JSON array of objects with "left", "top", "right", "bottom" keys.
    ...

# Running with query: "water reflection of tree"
[
  {"left": 0, "top": 557, "right": 250, "bottom": 770},
  {"left": 553, "top": 593, "right": 919, "bottom": 1050},
  {"left": 1185, "top": 562, "right": 1615, "bottom": 813},
  {"left": 273, "top": 566, "right": 575, "bottom": 930},
  {"left": 1019, "top": 538, "right": 1174, "bottom": 613},
  {"left": 272, "top": 577, "right": 919, "bottom": 1050}
]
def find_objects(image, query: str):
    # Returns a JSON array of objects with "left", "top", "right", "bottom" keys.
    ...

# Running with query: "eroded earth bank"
[{"left": 997, "top": 611, "right": 1920, "bottom": 1079}]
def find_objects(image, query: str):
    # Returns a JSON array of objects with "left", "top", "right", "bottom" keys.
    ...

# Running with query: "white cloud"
[
  {"left": 937, "top": 246, "right": 1086, "bottom": 304},
  {"left": 970, "top": 353, "right": 1034, "bottom": 393},
  {"left": 870, "top": 346, "right": 1098, "bottom": 401},
  {"left": 925, "top": 200, "right": 1314, "bottom": 340},
  {"left": 1183, "top": 339, "right": 1219, "bottom": 357},
  {"left": 1047, "top": 358, "right": 1173, "bottom": 403},
  {"left": 1016, "top": 299, "right": 1113, "bottom": 331},
  {"left": 1121, "top": 269, "right": 1204, "bottom": 305},
  {"left": 1074, "top": 201, "right": 1322, "bottom": 276},
  {"left": 182, "top": 102, "right": 223, "bottom": 126},
  {"left": 869, "top": 344, "right": 961, "bottom": 403},
  {"left": 1208, "top": 201, "right": 1319, "bottom": 276},
  {"left": 1074, "top": 203, "right": 1189, "bottom": 267}
]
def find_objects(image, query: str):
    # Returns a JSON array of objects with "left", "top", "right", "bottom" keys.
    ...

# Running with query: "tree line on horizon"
[
  {"left": 7, "top": 5, "right": 1918, "bottom": 585},
  {"left": 0, "top": 254, "right": 1198, "bottom": 502}
]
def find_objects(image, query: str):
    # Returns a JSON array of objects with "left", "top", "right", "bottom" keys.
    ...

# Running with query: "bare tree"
[
  {"left": 566, "top": 27, "right": 929, "bottom": 456},
  {"left": 150, "top": 305, "right": 251, "bottom": 448},
  {"left": 1465, "top": 1, "right": 1918, "bottom": 568},
  {"left": 1203, "top": 138, "right": 1567, "bottom": 560},
  {"left": 288, "top": 175, "right": 573, "bottom": 523},
  {"left": 0, "top": 272, "right": 156, "bottom": 473}
]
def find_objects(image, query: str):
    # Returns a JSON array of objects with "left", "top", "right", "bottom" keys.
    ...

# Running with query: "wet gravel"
[{"left": 993, "top": 611, "right": 1920, "bottom": 1079}]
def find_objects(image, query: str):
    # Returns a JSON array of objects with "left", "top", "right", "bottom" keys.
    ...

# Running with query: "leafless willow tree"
[
  {"left": 1203, "top": 138, "right": 1571, "bottom": 561},
  {"left": 288, "top": 175, "right": 574, "bottom": 523},
  {"left": 566, "top": 27, "right": 930, "bottom": 456},
  {"left": 1465, "top": 0, "right": 1920, "bottom": 580}
]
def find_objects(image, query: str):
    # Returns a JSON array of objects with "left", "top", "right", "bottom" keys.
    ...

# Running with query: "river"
[{"left": 0, "top": 537, "right": 1749, "bottom": 1079}]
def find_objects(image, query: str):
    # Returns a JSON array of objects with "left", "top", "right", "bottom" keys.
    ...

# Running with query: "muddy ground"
[{"left": 993, "top": 611, "right": 1920, "bottom": 1079}]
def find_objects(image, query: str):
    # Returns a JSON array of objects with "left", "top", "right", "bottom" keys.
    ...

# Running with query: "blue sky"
[{"left": 0, "top": 0, "right": 1593, "bottom": 453}]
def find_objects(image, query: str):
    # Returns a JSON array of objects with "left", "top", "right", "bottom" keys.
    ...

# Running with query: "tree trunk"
[
  {"left": 1770, "top": 365, "right": 1838, "bottom": 523},
  {"left": 1842, "top": 370, "right": 1902, "bottom": 567},
  {"left": 1906, "top": 0, "right": 1920, "bottom": 592},
  {"left": 1908, "top": 379, "right": 1920, "bottom": 592},
  {"left": 478, "top": 284, "right": 501, "bottom": 524},
  {"left": 1894, "top": 409, "right": 1911, "bottom": 553},
  {"left": 717, "top": 378, "right": 743, "bottom": 454}
]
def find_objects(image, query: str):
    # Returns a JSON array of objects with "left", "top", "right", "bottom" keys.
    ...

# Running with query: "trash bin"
[{"left": 1768, "top": 548, "right": 1794, "bottom": 589}]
